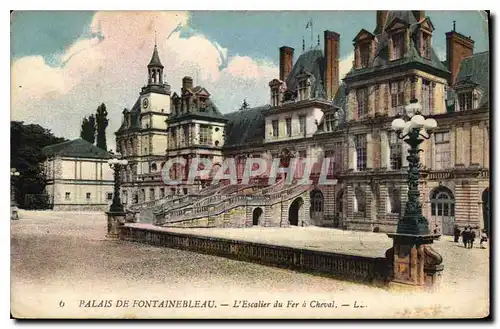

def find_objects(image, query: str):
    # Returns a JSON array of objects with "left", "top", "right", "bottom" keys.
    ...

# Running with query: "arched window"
[
  {"left": 354, "top": 187, "right": 366, "bottom": 213},
  {"left": 310, "top": 190, "right": 324, "bottom": 213},
  {"left": 431, "top": 187, "right": 455, "bottom": 216},
  {"left": 150, "top": 162, "right": 157, "bottom": 172},
  {"left": 387, "top": 187, "right": 401, "bottom": 214}
]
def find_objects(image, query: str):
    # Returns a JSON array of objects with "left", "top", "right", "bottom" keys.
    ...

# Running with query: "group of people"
[{"left": 453, "top": 225, "right": 488, "bottom": 249}]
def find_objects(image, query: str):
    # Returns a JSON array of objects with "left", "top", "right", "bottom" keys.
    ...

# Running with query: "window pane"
[{"left": 431, "top": 203, "right": 436, "bottom": 216}]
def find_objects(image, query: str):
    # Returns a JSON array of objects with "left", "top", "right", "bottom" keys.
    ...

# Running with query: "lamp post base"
[
  {"left": 11, "top": 205, "right": 19, "bottom": 220},
  {"left": 106, "top": 211, "right": 126, "bottom": 240},
  {"left": 386, "top": 233, "right": 443, "bottom": 290}
]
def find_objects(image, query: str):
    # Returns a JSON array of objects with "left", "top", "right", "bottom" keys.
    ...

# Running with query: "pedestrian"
[
  {"left": 469, "top": 227, "right": 476, "bottom": 249},
  {"left": 454, "top": 225, "right": 461, "bottom": 243},
  {"left": 480, "top": 229, "right": 488, "bottom": 249},
  {"left": 461, "top": 227, "right": 470, "bottom": 248}
]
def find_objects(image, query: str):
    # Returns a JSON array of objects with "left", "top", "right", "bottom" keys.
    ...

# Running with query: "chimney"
[
  {"left": 182, "top": 76, "right": 193, "bottom": 92},
  {"left": 375, "top": 11, "right": 389, "bottom": 34},
  {"left": 324, "top": 30, "right": 340, "bottom": 101},
  {"left": 446, "top": 26, "right": 475, "bottom": 86},
  {"left": 279, "top": 46, "right": 294, "bottom": 81},
  {"left": 412, "top": 10, "right": 425, "bottom": 22}
]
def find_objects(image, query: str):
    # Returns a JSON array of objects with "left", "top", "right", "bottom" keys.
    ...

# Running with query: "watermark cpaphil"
[{"left": 160, "top": 157, "right": 338, "bottom": 186}]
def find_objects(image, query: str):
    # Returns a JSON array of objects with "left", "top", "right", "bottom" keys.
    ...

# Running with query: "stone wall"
[{"left": 119, "top": 226, "right": 391, "bottom": 284}]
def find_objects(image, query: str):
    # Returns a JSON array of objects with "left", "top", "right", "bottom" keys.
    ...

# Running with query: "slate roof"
[
  {"left": 447, "top": 51, "right": 489, "bottom": 110},
  {"left": 43, "top": 138, "right": 112, "bottom": 159},
  {"left": 345, "top": 11, "right": 449, "bottom": 79},
  {"left": 285, "top": 48, "right": 326, "bottom": 99},
  {"left": 170, "top": 96, "right": 226, "bottom": 123},
  {"left": 223, "top": 105, "right": 270, "bottom": 147},
  {"left": 148, "top": 45, "right": 163, "bottom": 68},
  {"left": 117, "top": 98, "right": 141, "bottom": 132}
]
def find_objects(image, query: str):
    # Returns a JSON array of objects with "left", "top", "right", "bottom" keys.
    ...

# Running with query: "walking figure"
[
  {"left": 480, "top": 229, "right": 488, "bottom": 249},
  {"left": 454, "top": 225, "right": 461, "bottom": 243},
  {"left": 469, "top": 226, "right": 476, "bottom": 249},
  {"left": 461, "top": 227, "right": 470, "bottom": 248}
]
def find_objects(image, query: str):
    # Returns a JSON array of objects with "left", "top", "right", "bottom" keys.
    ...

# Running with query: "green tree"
[
  {"left": 95, "top": 103, "right": 109, "bottom": 150},
  {"left": 80, "top": 114, "right": 97, "bottom": 144},
  {"left": 11, "top": 121, "right": 66, "bottom": 208}
]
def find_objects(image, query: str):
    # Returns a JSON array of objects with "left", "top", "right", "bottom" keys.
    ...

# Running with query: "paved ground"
[{"left": 11, "top": 211, "right": 489, "bottom": 319}]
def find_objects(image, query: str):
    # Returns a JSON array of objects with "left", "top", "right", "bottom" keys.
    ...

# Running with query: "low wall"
[{"left": 119, "top": 226, "right": 391, "bottom": 285}]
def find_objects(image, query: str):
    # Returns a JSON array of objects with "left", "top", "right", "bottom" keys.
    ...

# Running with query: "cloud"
[
  {"left": 11, "top": 11, "right": 278, "bottom": 150},
  {"left": 11, "top": 12, "right": 354, "bottom": 151}
]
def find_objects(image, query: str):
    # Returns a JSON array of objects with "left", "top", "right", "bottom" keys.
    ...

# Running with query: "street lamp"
[
  {"left": 107, "top": 156, "right": 128, "bottom": 213},
  {"left": 391, "top": 98, "right": 438, "bottom": 236}
]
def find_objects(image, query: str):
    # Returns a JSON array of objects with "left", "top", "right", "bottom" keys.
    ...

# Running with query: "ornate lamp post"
[
  {"left": 106, "top": 156, "right": 128, "bottom": 239},
  {"left": 107, "top": 157, "right": 128, "bottom": 213},
  {"left": 11, "top": 168, "right": 20, "bottom": 220},
  {"left": 386, "top": 98, "right": 443, "bottom": 289},
  {"left": 390, "top": 99, "right": 437, "bottom": 235}
]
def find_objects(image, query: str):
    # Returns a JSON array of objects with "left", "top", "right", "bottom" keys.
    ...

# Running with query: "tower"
[{"left": 147, "top": 43, "right": 164, "bottom": 85}]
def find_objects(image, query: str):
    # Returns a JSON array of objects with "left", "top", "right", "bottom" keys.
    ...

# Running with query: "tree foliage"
[
  {"left": 95, "top": 103, "right": 109, "bottom": 151},
  {"left": 80, "top": 114, "right": 96, "bottom": 144},
  {"left": 11, "top": 121, "right": 66, "bottom": 208},
  {"left": 239, "top": 99, "right": 250, "bottom": 111}
]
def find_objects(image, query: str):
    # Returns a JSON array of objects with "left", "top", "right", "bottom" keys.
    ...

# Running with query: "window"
[
  {"left": 431, "top": 188, "right": 455, "bottom": 216},
  {"left": 299, "top": 115, "right": 306, "bottom": 134},
  {"left": 149, "top": 188, "right": 155, "bottom": 200},
  {"left": 325, "top": 113, "right": 335, "bottom": 132},
  {"left": 434, "top": 132, "right": 451, "bottom": 170},
  {"left": 272, "top": 120, "right": 279, "bottom": 137},
  {"left": 311, "top": 190, "right": 324, "bottom": 213},
  {"left": 65, "top": 192, "right": 71, "bottom": 200},
  {"left": 150, "top": 162, "right": 157, "bottom": 172},
  {"left": 286, "top": 118, "right": 292, "bottom": 137},
  {"left": 356, "top": 88, "right": 368, "bottom": 118},
  {"left": 388, "top": 187, "right": 401, "bottom": 214},
  {"left": 355, "top": 135, "right": 367, "bottom": 171},
  {"left": 391, "top": 80, "right": 405, "bottom": 111},
  {"left": 199, "top": 125, "right": 212, "bottom": 145},
  {"left": 458, "top": 91, "right": 473, "bottom": 111},
  {"left": 422, "top": 33, "right": 431, "bottom": 59},
  {"left": 298, "top": 78, "right": 310, "bottom": 101},
  {"left": 271, "top": 87, "right": 280, "bottom": 106},
  {"left": 334, "top": 142, "right": 344, "bottom": 172},
  {"left": 86, "top": 193, "right": 91, "bottom": 200},
  {"left": 183, "top": 188, "right": 188, "bottom": 195},
  {"left": 392, "top": 33, "right": 405, "bottom": 60},
  {"left": 183, "top": 126, "right": 189, "bottom": 146},
  {"left": 421, "top": 80, "right": 432, "bottom": 115},
  {"left": 354, "top": 188, "right": 366, "bottom": 213},
  {"left": 160, "top": 188, "right": 165, "bottom": 198},
  {"left": 360, "top": 43, "right": 370, "bottom": 68},
  {"left": 107, "top": 193, "right": 113, "bottom": 201},
  {"left": 389, "top": 132, "right": 402, "bottom": 170}
]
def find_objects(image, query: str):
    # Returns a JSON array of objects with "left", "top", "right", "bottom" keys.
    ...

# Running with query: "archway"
[
  {"left": 252, "top": 207, "right": 263, "bottom": 226},
  {"left": 288, "top": 197, "right": 304, "bottom": 226},
  {"left": 430, "top": 186, "right": 455, "bottom": 235},
  {"left": 482, "top": 188, "right": 490, "bottom": 235},
  {"left": 310, "top": 189, "right": 324, "bottom": 224}
]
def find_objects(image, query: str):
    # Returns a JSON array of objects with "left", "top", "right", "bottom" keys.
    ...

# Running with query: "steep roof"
[
  {"left": 448, "top": 51, "right": 490, "bottom": 109},
  {"left": 43, "top": 138, "right": 112, "bottom": 159},
  {"left": 223, "top": 105, "right": 270, "bottom": 148},
  {"left": 148, "top": 45, "right": 163, "bottom": 68},
  {"left": 345, "top": 11, "right": 449, "bottom": 80},
  {"left": 117, "top": 98, "right": 142, "bottom": 132},
  {"left": 285, "top": 48, "right": 326, "bottom": 98}
]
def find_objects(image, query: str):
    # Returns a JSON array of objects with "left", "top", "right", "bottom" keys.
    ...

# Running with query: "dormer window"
[
  {"left": 360, "top": 43, "right": 370, "bottom": 68},
  {"left": 422, "top": 33, "right": 432, "bottom": 59},
  {"left": 269, "top": 79, "right": 283, "bottom": 107},
  {"left": 271, "top": 86, "right": 280, "bottom": 106},
  {"left": 297, "top": 78, "right": 311, "bottom": 101},
  {"left": 325, "top": 113, "right": 335, "bottom": 132},
  {"left": 458, "top": 90, "right": 473, "bottom": 111},
  {"left": 392, "top": 32, "right": 405, "bottom": 60}
]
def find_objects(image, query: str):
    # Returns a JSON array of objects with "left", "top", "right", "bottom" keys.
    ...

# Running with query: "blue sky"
[
  {"left": 12, "top": 10, "right": 489, "bottom": 65},
  {"left": 10, "top": 11, "right": 489, "bottom": 147}
]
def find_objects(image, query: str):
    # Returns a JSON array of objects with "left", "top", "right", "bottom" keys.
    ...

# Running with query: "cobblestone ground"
[{"left": 11, "top": 211, "right": 489, "bottom": 319}]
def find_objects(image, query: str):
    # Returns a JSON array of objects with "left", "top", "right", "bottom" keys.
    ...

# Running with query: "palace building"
[{"left": 117, "top": 10, "right": 490, "bottom": 235}]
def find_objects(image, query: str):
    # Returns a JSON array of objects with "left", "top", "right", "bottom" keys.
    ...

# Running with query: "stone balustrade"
[{"left": 119, "top": 226, "right": 391, "bottom": 284}]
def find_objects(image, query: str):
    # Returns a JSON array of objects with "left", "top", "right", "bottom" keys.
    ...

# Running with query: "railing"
[{"left": 120, "top": 227, "right": 390, "bottom": 284}]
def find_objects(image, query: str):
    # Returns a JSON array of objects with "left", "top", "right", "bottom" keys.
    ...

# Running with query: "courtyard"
[{"left": 11, "top": 210, "right": 489, "bottom": 319}]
